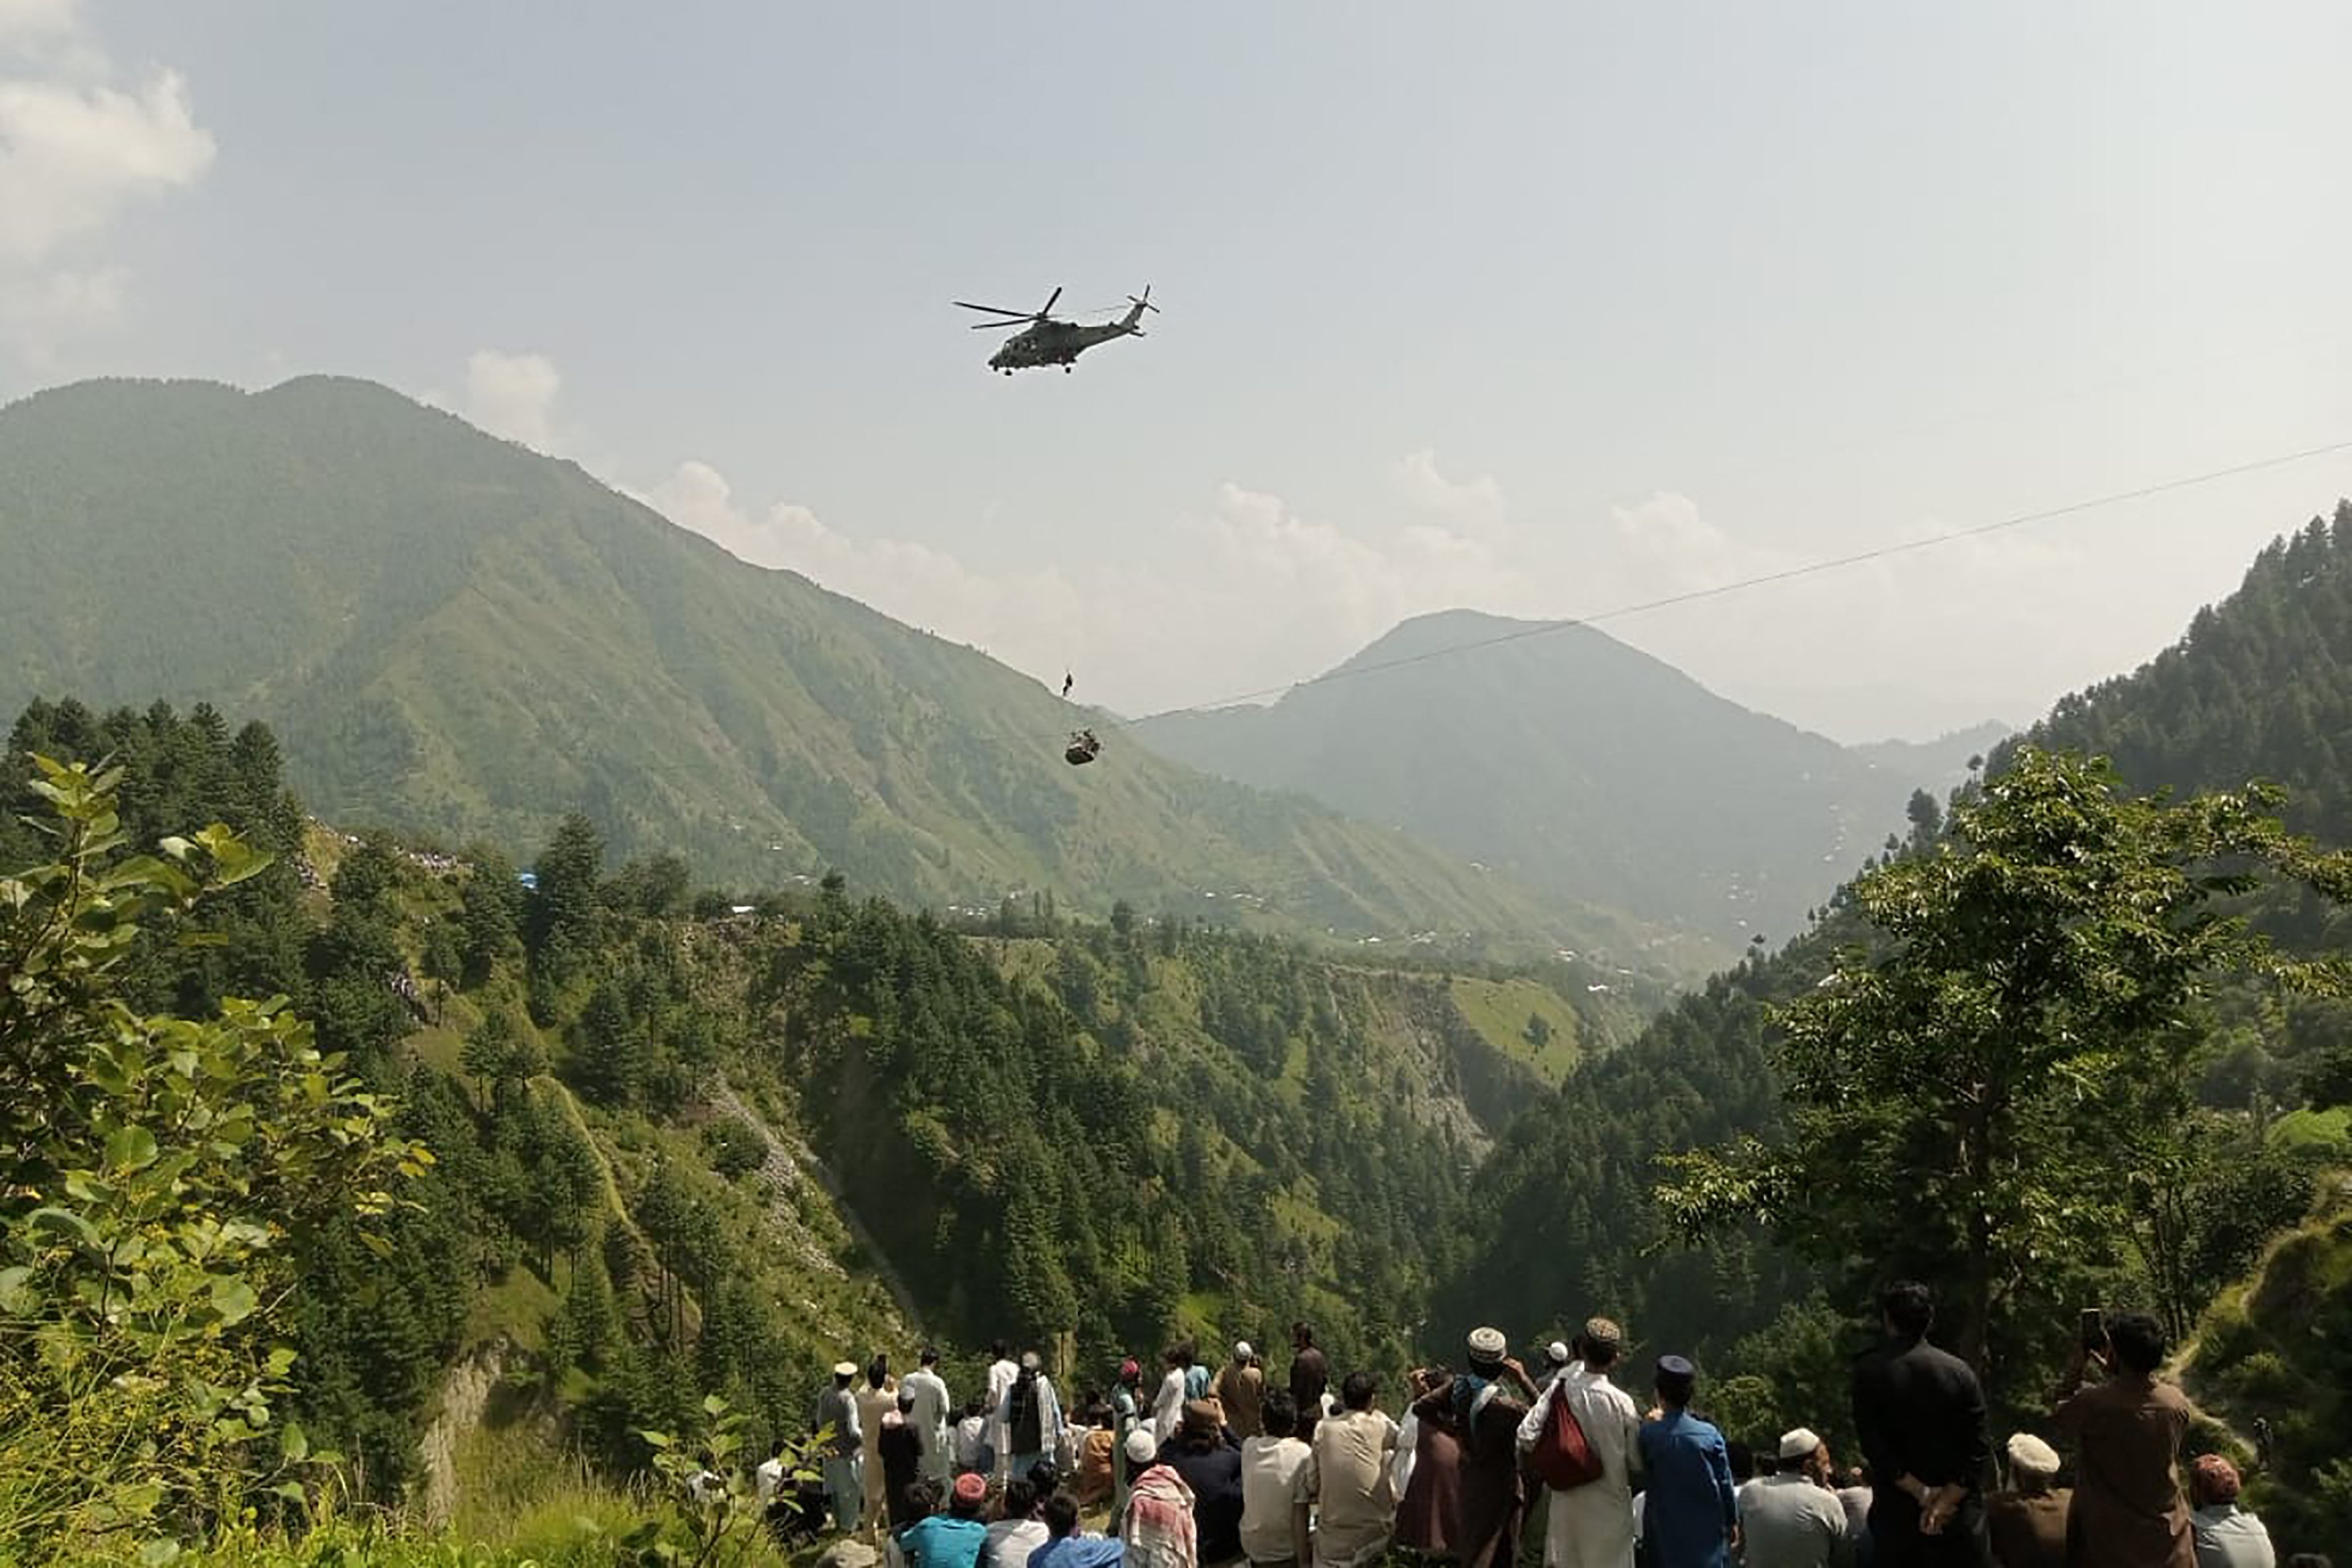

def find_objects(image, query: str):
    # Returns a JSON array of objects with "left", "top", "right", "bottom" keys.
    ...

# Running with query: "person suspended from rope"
[
  {"left": 1062, "top": 672, "right": 1075, "bottom": 699},
  {"left": 1065, "top": 730, "right": 1101, "bottom": 767}
]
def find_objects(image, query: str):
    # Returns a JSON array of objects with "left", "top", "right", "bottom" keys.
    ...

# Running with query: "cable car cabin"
[{"left": 1065, "top": 730, "right": 1102, "bottom": 767}]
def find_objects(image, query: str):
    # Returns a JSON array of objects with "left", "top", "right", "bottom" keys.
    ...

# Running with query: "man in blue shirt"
[
  {"left": 1636, "top": 1355, "right": 1739, "bottom": 1568},
  {"left": 1030, "top": 1490, "right": 1126, "bottom": 1568}
]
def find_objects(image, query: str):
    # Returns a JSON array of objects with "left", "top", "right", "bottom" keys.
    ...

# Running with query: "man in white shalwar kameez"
[{"left": 1516, "top": 1318, "right": 1643, "bottom": 1568}]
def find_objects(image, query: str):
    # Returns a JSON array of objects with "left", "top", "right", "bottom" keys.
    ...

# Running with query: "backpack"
[
  {"left": 1527, "top": 1379, "right": 1604, "bottom": 1490},
  {"left": 1008, "top": 1369, "right": 1044, "bottom": 1454}
]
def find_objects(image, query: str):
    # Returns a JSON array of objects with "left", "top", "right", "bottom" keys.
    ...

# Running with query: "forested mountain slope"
[
  {"left": 0, "top": 377, "right": 1658, "bottom": 962},
  {"left": 0, "top": 699, "right": 1623, "bottom": 1511},
  {"left": 1132, "top": 609, "right": 1986, "bottom": 944},
  {"left": 1440, "top": 501, "right": 2352, "bottom": 1436}
]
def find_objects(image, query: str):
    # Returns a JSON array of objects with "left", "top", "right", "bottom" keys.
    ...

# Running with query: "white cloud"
[
  {"left": 0, "top": 70, "right": 214, "bottom": 263},
  {"left": 0, "top": 2, "right": 212, "bottom": 364},
  {"left": 1394, "top": 447, "right": 1506, "bottom": 523},
  {"left": 0, "top": 0, "right": 78, "bottom": 48},
  {"left": 461, "top": 350, "right": 563, "bottom": 451}
]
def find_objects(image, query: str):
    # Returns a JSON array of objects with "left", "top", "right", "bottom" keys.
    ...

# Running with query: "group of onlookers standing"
[{"left": 758, "top": 1286, "right": 2325, "bottom": 1568}]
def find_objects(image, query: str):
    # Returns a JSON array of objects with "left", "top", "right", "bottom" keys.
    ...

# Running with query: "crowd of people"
[{"left": 741, "top": 1287, "right": 2327, "bottom": 1568}]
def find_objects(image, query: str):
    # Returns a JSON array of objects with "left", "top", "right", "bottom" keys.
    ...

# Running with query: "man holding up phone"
[{"left": 2051, "top": 1310, "right": 2194, "bottom": 1568}]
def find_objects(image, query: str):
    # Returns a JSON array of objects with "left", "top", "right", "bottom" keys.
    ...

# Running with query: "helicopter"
[{"left": 955, "top": 285, "right": 1158, "bottom": 374}]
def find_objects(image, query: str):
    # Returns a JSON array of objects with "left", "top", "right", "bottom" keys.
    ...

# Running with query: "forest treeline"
[
  {"left": 6, "top": 503, "right": 2352, "bottom": 1560},
  {"left": 0, "top": 695, "right": 1588, "bottom": 1554}
]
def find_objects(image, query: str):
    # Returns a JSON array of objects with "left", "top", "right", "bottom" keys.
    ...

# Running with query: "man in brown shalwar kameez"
[{"left": 2051, "top": 1311, "right": 2192, "bottom": 1568}]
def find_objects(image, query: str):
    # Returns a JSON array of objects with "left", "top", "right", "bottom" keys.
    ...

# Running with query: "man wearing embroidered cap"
[
  {"left": 1737, "top": 1428, "right": 1852, "bottom": 1568},
  {"left": 1421, "top": 1328, "right": 1537, "bottom": 1568},
  {"left": 1636, "top": 1355, "right": 1739, "bottom": 1568},
  {"left": 1986, "top": 1433, "right": 2067, "bottom": 1568},
  {"left": 1517, "top": 1317, "right": 1641, "bottom": 1568},
  {"left": 899, "top": 1472, "right": 992, "bottom": 1568}
]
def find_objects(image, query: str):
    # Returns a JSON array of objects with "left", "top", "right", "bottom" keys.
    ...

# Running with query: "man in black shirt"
[
  {"left": 1289, "top": 1323, "right": 1329, "bottom": 1445},
  {"left": 1166, "top": 1398, "right": 1247, "bottom": 1567},
  {"left": 1850, "top": 1282, "right": 1993, "bottom": 1568}
]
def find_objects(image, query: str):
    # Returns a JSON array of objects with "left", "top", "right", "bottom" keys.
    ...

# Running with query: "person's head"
[
  {"left": 2189, "top": 1454, "right": 2242, "bottom": 1509},
  {"left": 1233, "top": 1339, "right": 1254, "bottom": 1366},
  {"left": 1654, "top": 1355, "right": 1696, "bottom": 1409},
  {"left": 1412, "top": 1365, "right": 1452, "bottom": 1399},
  {"left": 1777, "top": 1428, "right": 1826, "bottom": 1479},
  {"left": 1544, "top": 1340, "right": 1572, "bottom": 1371},
  {"left": 867, "top": 1353, "right": 890, "bottom": 1388},
  {"left": 950, "top": 1471, "right": 988, "bottom": 1519},
  {"left": 2006, "top": 1433, "right": 2060, "bottom": 1495},
  {"left": 1176, "top": 1339, "right": 1196, "bottom": 1368},
  {"left": 834, "top": 1359, "right": 858, "bottom": 1387},
  {"left": 991, "top": 1339, "right": 1011, "bottom": 1362},
  {"left": 1726, "top": 1440, "right": 1756, "bottom": 1482},
  {"left": 1293, "top": 1321, "right": 1315, "bottom": 1350},
  {"left": 963, "top": 1396, "right": 986, "bottom": 1420},
  {"left": 920, "top": 1346, "right": 940, "bottom": 1368},
  {"left": 1018, "top": 1350, "right": 1042, "bottom": 1380},
  {"left": 905, "top": 1479, "right": 941, "bottom": 1519},
  {"left": 897, "top": 1389, "right": 916, "bottom": 1414},
  {"left": 1026, "top": 1458, "right": 1060, "bottom": 1495},
  {"left": 1002, "top": 1478, "right": 1040, "bottom": 1520},
  {"left": 1880, "top": 1281, "right": 1934, "bottom": 1340},
  {"left": 1578, "top": 1317, "right": 1624, "bottom": 1371},
  {"left": 1042, "top": 1492, "right": 1082, "bottom": 1540},
  {"left": 1119, "top": 1357, "right": 1142, "bottom": 1387},
  {"left": 1124, "top": 1426, "right": 1160, "bottom": 1469},
  {"left": 1341, "top": 1371, "right": 1379, "bottom": 1413},
  {"left": 2105, "top": 1312, "right": 2166, "bottom": 1378},
  {"left": 1465, "top": 1326, "right": 1507, "bottom": 1374},
  {"left": 1163, "top": 1344, "right": 1185, "bottom": 1370},
  {"left": 1180, "top": 1400, "right": 1222, "bottom": 1449},
  {"left": 1262, "top": 1389, "right": 1299, "bottom": 1440},
  {"left": 1844, "top": 1463, "right": 1871, "bottom": 1489},
  {"left": 2284, "top": 1556, "right": 2333, "bottom": 1568}
]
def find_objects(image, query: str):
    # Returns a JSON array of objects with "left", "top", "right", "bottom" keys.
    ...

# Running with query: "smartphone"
[{"left": 2078, "top": 1308, "right": 2106, "bottom": 1352}]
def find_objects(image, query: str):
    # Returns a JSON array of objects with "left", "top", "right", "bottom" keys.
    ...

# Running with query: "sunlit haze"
[{"left": 7, "top": 0, "right": 2349, "bottom": 740}]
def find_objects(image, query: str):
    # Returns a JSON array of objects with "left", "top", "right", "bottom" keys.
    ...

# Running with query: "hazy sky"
[{"left": 6, "top": 1, "right": 2350, "bottom": 741}]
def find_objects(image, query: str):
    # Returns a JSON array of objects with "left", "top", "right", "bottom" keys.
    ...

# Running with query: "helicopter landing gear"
[{"left": 1063, "top": 364, "right": 1073, "bottom": 373}]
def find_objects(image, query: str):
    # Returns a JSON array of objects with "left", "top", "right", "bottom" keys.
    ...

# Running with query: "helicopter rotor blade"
[
  {"left": 970, "top": 318, "right": 1033, "bottom": 331},
  {"left": 1040, "top": 286, "right": 1063, "bottom": 317},
  {"left": 955, "top": 301, "right": 1035, "bottom": 317}
]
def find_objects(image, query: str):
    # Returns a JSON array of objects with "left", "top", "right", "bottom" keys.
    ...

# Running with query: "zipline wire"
[{"left": 1110, "top": 436, "right": 2352, "bottom": 727}]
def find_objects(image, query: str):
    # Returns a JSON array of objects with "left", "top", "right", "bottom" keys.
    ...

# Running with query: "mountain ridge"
[
  {"left": 0, "top": 375, "right": 1676, "bottom": 968},
  {"left": 1133, "top": 606, "right": 1993, "bottom": 942}
]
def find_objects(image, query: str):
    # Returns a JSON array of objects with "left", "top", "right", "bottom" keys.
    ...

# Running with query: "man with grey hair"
[
  {"left": 1738, "top": 1428, "right": 1853, "bottom": 1568},
  {"left": 1985, "top": 1434, "right": 2068, "bottom": 1568}
]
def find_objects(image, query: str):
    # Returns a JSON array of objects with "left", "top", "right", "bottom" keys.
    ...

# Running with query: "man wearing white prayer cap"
[
  {"left": 1986, "top": 1433, "right": 2069, "bottom": 1568},
  {"left": 1216, "top": 1337, "right": 1266, "bottom": 1438},
  {"left": 1735, "top": 1428, "right": 1852, "bottom": 1568}
]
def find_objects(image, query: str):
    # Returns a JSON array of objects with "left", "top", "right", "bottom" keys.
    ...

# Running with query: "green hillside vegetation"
[
  {"left": 2186, "top": 1179, "right": 2352, "bottom": 1558},
  {"left": 1, "top": 696, "right": 1633, "bottom": 1559},
  {"left": 0, "top": 376, "right": 1668, "bottom": 968},
  {"left": 1442, "top": 502, "right": 2352, "bottom": 1523},
  {"left": 1132, "top": 608, "right": 1990, "bottom": 948}
]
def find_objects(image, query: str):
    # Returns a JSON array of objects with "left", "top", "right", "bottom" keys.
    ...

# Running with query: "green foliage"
[
  {"left": 1659, "top": 746, "right": 2351, "bottom": 1402},
  {"left": 0, "top": 757, "right": 426, "bottom": 1558}
]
